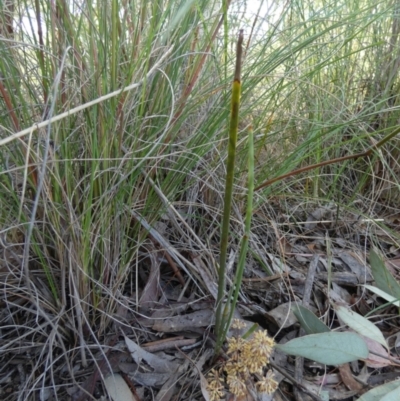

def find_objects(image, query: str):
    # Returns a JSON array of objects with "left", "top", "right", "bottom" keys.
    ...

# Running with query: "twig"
[
  {"left": 270, "top": 361, "right": 323, "bottom": 401},
  {"left": 255, "top": 125, "right": 400, "bottom": 192},
  {"left": 142, "top": 337, "right": 196, "bottom": 353}
]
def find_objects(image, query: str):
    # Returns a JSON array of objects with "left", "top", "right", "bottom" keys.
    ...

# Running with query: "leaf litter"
[{"left": 2, "top": 199, "right": 400, "bottom": 401}]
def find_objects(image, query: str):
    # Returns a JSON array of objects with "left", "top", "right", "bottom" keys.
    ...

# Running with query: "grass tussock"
[{"left": 0, "top": 0, "right": 399, "bottom": 400}]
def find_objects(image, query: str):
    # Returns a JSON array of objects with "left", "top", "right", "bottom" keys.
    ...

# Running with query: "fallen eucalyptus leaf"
[
  {"left": 335, "top": 305, "right": 388, "bottom": 349},
  {"left": 276, "top": 332, "right": 368, "bottom": 365},
  {"left": 379, "top": 384, "right": 400, "bottom": 401},
  {"left": 370, "top": 249, "right": 400, "bottom": 299},
  {"left": 152, "top": 309, "right": 214, "bottom": 332},
  {"left": 103, "top": 374, "right": 135, "bottom": 401},
  {"left": 363, "top": 284, "right": 400, "bottom": 307},
  {"left": 124, "top": 336, "right": 178, "bottom": 373},
  {"left": 357, "top": 380, "right": 400, "bottom": 401},
  {"left": 292, "top": 305, "right": 330, "bottom": 334}
]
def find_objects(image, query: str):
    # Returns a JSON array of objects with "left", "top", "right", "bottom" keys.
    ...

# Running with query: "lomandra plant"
[{"left": 0, "top": 1, "right": 240, "bottom": 399}]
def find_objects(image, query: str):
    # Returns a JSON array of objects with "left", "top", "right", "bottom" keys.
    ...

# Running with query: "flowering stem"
[
  {"left": 215, "top": 29, "right": 244, "bottom": 355},
  {"left": 220, "top": 124, "right": 254, "bottom": 344}
]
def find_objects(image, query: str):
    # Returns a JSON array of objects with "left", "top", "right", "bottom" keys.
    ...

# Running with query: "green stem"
[
  {"left": 215, "top": 29, "right": 243, "bottom": 355},
  {"left": 220, "top": 124, "right": 255, "bottom": 344}
]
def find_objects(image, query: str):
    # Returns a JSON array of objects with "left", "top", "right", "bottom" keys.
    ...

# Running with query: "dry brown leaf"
[
  {"left": 313, "top": 373, "right": 340, "bottom": 386},
  {"left": 130, "top": 372, "right": 170, "bottom": 387},
  {"left": 266, "top": 253, "right": 291, "bottom": 273},
  {"left": 338, "top": 364, "right": 364, "bottom": 391},
  {"left": 277, "top": 235, "right": 292, "bottom": 255},
  {"left": 362, "top": 336, "right": 393, "bottom": 368},
  {"left": 339, "top": 251, "right": 372, "bottom": 283},
  {"left": 124, "top": 336, "right": 179, "bottom": 373},
  {"left": 155, "top": 360, "right": 190, "bottom": 401},
  {"left": 194, "top": 349, "right": 214, "bottom": 378},
  {"left": 306, "top": 243, "right": 316, "bottom": 251},
  {"left": 199, "top": 370, "right": 211, "bottom": 401},
  {"left": 139, "top": 252, "right": 161, "bottom": 309},
  {"left": 72, "top": 338, "right": 123, "bottom": 401},
  {"left": 302, "top": 380, "right": 358, "bottom": 400},
  {"left": 142, "top": 336, "right": 195, "bottom": 352},
  {"left": 305, "top": 205, "right": 333, "bottom": 230},
  {"left": 192, "top": 254, "right": 218, "bottom": 300},
  {"left": 265, "top": 303, "right": 297, "bottom": 328},
  {"left": 152, "top": 308, "right": 214, "bottom": 332}
]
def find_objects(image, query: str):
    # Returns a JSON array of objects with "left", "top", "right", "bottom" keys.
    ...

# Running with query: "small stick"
[
  {"left": 270, "top": 361, "right": 323, "bottom": 401},
  {"left": 255, "top": 125, "right": 400, "bottom": 192}
]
